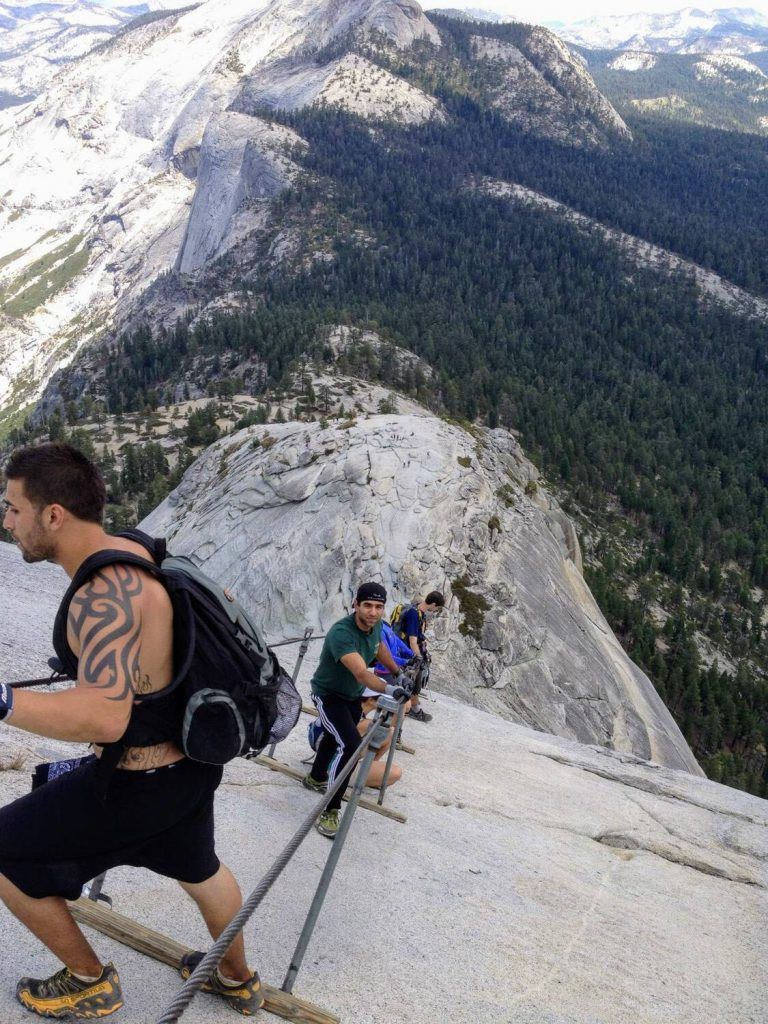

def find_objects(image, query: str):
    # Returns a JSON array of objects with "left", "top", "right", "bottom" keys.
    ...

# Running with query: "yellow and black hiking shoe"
[
  {"left": 179, "top": 952, "right": 264, "bottom": 1016},
  {"left": 16, "top": 963, "right": 123, "bottom": 1019}
]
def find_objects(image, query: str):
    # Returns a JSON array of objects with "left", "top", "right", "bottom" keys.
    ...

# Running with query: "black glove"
[
  {"left": 396, "top": 671, "right": 415, "bottom": 694},
  {"left": 384, "top": 678, "right": 411, "bottom": 703}
]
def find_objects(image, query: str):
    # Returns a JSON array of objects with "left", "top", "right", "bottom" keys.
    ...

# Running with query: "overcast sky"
[{"left": 419, "top": 1, "right": 768, "bottom": 25}]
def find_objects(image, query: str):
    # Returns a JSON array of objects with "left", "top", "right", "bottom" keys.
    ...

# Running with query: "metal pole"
[
  {"left": 267, "top": 627, "right": 313, "bottom": 759},
  {"left": 377, "top": 699, "right": 405, "bottom": 806},
  {"left": 82, "top": 871, "right": 111, "bottom": 908},
  {"left": 281, "top": 697, "right": 398, "bottom": 995},
  {"left": 9, "top": 673, "right": 68, "bottom": 689},
  {"left": 156, "top": 721, "right": 380, "bottom": 1024},
  {"left": 269, "top": 633, "right": 325, "bottom": 649}
]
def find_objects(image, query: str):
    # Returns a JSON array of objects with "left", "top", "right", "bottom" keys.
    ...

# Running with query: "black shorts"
[{"left": 0, "top": 757, "right": 223, "bottom": 900}]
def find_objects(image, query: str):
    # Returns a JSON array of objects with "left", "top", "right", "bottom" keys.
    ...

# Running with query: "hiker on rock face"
[
  {"left": 303, "top": 581, "right": 412, "bottom": 839},
  {"left": 391, "top": 591, "right": 445, "bottom": 724},
  {"left": 0, "top": 443, "right": 261, "bottom": 1019},
  {"left": 307, "top": 618, "right": 414, "bottom": 792}
]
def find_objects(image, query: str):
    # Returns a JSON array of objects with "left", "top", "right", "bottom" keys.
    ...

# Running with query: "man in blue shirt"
[
  {"left": 304, "top": 582, "right": 409, "bottom": 838},
  {"left": 394, "top": 591, "right": 445, "bottom": 723}
]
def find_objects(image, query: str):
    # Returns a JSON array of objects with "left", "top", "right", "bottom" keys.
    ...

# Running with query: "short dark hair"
[
  {"left": 425, "top": 591, "right": 445, "bottom": 607},
  {"left": 5, "top": 443, "right": 106, "bottom": 524}
]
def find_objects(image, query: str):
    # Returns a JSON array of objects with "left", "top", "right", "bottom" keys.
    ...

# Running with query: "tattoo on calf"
[{"left": 68, "top": 567, "right": 148, "bottom": 700}]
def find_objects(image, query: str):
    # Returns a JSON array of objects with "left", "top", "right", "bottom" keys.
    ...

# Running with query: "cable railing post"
[
  {"left": 281, "top": 696, "right": 399, "bottom": 995},
  {"left": 82, "top": 871, "right": 111, "bottom": 907},
  {"left": 155, "top": 715, "right": 382, "bottom": 1024},
  {"left": 377, "top": 699, "right": 405, "bottom": 806},
  {"left": 267, "top": 627, "right": 313, "bottom": 759}
]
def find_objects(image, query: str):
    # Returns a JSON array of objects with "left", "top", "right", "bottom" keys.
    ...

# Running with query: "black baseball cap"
[{"left": 356, "top": 581, "right": 387, "bottom": 604}]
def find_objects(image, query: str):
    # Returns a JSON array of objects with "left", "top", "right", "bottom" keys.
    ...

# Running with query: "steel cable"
[
  {"left": 269, "top": 634, "right": 326, "bottom": 648},
  {"left": 155, "top": 709, "right": 386, "bottom": 1024}
]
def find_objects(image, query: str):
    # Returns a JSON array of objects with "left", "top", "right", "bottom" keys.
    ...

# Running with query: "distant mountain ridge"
[
  {"left": 559, "top": 6, "right": 768, "bottom": 55},
  {"left": 583, "top": 46, "right": 768, "bottom": 135},
  {"left": 428, "top": 6, "right": 508, "bottom": 22},
  {"left": 0, "top": 0, "right": 185, "bottom": 106}
]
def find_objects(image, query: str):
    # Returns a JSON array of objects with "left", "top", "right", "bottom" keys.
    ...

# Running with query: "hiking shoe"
[
  {"left": 16, "top": 963, "right": 123, "bottom": 1019},
  {"left": 315, "top": 808, "right": 341, "bottom": 838},
  {"left": 407, "top": 706, "right": 433, "bottom": 723},
  {"left": 301, "top": 773, "right": 327, "bottom": 794},
  {"left": 179, "top": 952, "right": 264, "bottom": 1016}
]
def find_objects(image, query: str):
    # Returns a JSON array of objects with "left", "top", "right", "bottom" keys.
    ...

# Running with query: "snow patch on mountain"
[{"left": 0, "top": 1, "right": 156, "bottom": 103}]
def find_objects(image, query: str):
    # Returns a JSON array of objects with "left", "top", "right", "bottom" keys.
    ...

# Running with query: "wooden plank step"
[
  {"left": 300, "top": 704, "right": 416, "bottom": 756},
  {"left": 252, "top": 754, "right": 406, "bottom": 824},
  {"left": 69, "top": 898, "right": 339, "bottom": 1024}
]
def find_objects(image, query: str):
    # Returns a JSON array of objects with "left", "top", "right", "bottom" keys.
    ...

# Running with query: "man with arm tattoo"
[{"left": 0, "top": 443, "right": 261, "bottom": 1019}]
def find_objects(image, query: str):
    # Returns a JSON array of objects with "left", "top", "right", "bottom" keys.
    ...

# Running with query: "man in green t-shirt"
[{"left": 304, "top": 581, "right": 410, "bottom": 838}]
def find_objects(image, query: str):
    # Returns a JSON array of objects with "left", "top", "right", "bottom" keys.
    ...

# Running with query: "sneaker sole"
[{"left": 17, "top": 993, "right": 124, "bottom": 1019}]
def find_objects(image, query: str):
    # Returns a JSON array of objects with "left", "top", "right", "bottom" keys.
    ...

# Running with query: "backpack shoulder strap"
[
  {"left": 390, "top": 603, "right": 404, "bottom": 630},
  {"left": 53, "top": 549, "right": 167, "bottom": 677},
  {"left": 116, "top": 529, "right": 166, "bottom": 563}
]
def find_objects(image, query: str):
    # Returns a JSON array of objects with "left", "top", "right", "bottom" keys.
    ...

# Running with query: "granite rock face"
[
  {"left": 0, "top": 544, "right": 763, "bottom": 1024},
  {"left": 141, "top": 411, "right": 701, "bottom": 774},
  {"left": 177, "top": 114, "right": 304, "bottom": 274}
]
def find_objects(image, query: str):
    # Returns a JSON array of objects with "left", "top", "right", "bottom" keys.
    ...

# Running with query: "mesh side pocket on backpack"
[{"left": 267, "top": 669, "right": 302, "bottom": 745}]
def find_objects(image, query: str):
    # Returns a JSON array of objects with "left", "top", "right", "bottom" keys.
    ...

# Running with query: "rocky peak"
[
  {"left": 140, "top": 409, "right": 701, "bottom": 774},
  {"left": 468, "top": 22, "right": 631, "bottom": 145}
]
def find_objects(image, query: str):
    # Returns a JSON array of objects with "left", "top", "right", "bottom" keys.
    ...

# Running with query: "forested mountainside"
[
  {"left": 5, "top": 13, "right": 768, "bottom": 796},
  {"left": 581, "top": 47, "right": 768, "bottom": 136}
]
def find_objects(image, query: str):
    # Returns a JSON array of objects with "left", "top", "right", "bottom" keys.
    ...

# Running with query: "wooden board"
[
  {"left": 252, "top": 754, "right": 406, "bottom": 824},
  {"left": 69, "top": 898, "right": 339, "bottom": 1024},
  {"left": 300, "top": 704, "right": 416, "bottom": 756}
]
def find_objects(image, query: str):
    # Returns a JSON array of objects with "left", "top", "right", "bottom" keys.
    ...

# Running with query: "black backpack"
[{"left": 52, "top": 530, "right": 301, "bottom": 765}]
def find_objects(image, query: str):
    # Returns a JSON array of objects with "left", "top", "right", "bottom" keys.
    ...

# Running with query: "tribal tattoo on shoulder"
[{"left": 68, "top": 567, "right": 153, "bottom": 701}]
